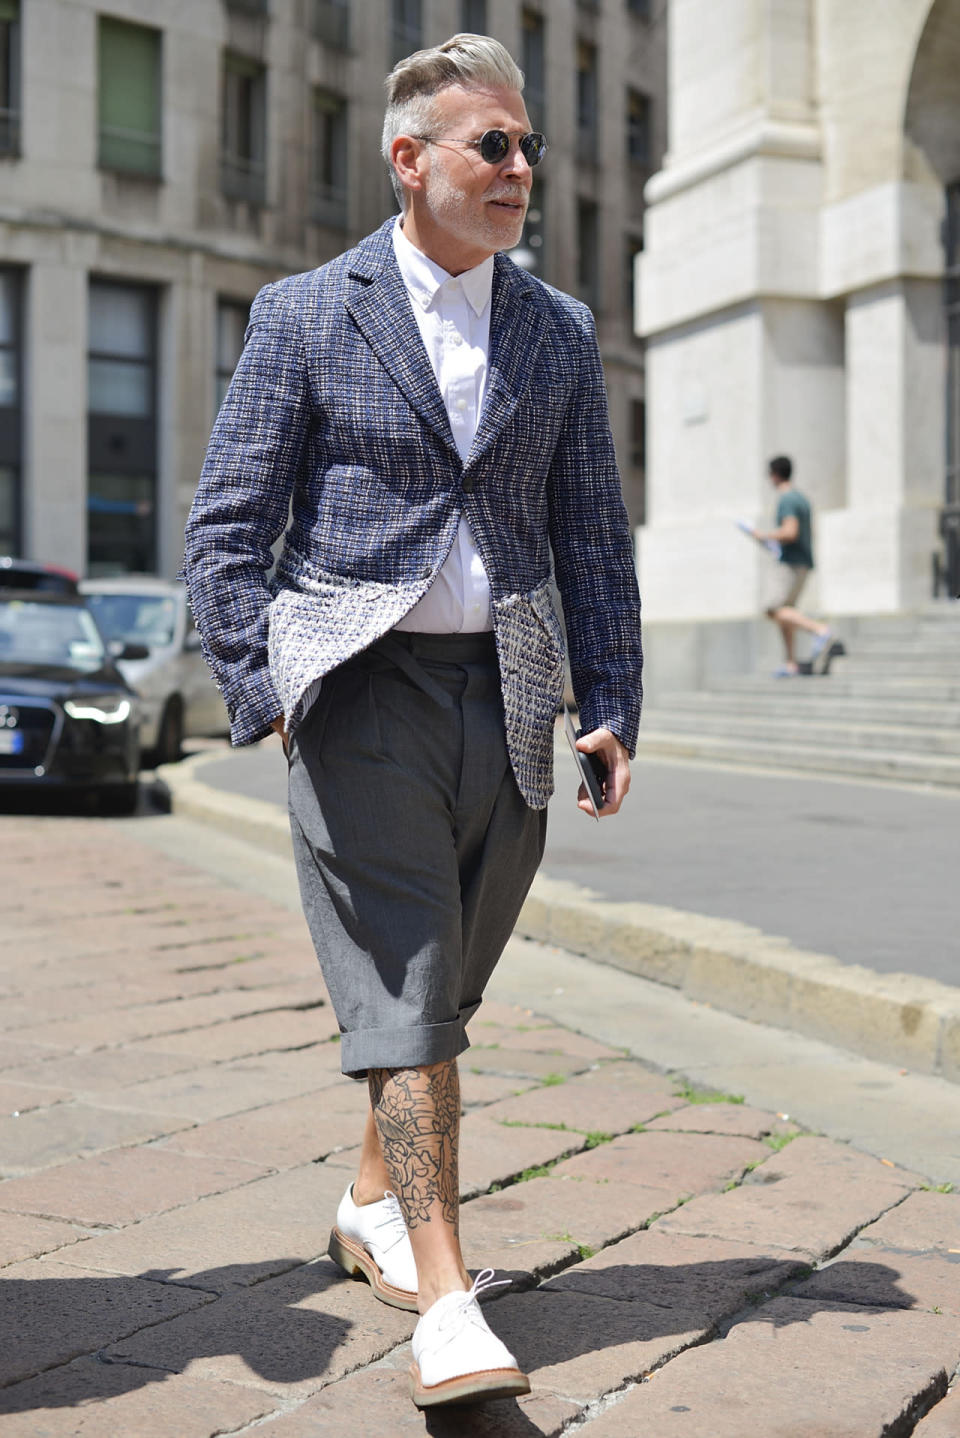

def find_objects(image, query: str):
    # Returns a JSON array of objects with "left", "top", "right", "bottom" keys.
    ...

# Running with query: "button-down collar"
[{"left": 393, "top": 217, "right": 493, "bottom": 319}]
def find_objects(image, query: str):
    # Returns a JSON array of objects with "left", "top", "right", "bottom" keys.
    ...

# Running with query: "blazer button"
[
  {"left": 419, "top": 565, "right": 432, "bottom": 580},
  {"left": 462, "top": 476, "right": 475, "bottom": 495}
]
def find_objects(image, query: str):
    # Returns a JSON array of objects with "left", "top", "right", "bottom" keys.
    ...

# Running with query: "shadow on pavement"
[{"left": 0, "top": 1256, "right": 916, "bottom": 1418}]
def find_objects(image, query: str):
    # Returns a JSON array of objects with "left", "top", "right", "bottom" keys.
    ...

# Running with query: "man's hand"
[
  {"left": 270, "top": 714, "right": 290, "bottom": 756},
  {"left": 575, "top": 727, "right": 631, "bottom": 817}
]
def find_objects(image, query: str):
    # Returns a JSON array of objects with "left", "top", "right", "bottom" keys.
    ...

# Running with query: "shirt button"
[{"left": 455, "top": 399, "right": 468, "bottom": 412}]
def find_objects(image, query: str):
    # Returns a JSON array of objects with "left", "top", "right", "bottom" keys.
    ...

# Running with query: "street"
[{"left": 1, "top": 802, "right": 960, "bottom": 1435}]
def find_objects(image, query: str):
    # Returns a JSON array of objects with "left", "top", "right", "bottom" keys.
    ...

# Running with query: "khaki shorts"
[{"left": 763, "top": 563, "right": 810, "bottom": 614}]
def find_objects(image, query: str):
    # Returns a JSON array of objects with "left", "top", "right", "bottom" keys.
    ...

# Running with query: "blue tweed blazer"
[{"left": 182, "top": 218, "right": 642, "bottom": 809}]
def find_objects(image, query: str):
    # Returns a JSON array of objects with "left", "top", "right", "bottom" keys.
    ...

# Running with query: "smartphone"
[{"left": 563, "top": 705, "right": 607, "bottom": 821}]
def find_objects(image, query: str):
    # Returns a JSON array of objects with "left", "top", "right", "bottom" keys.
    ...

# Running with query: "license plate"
[{"left": 0, "top": 730, "right": 24, "bottom": 755}]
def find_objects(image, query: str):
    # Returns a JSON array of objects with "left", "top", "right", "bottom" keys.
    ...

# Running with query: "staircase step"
[
  {"left": 653, "top": 694, "right": 960, "bottom": 727},
  {"left": 637, "top": 731, "right": 960, "bottom": 787},
  {"left": 639, "top": 711, "right": 960, "bottom": 756}
]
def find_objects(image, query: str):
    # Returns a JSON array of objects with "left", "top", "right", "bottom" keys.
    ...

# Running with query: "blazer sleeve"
[
  {"left": 546, "top": 304, "right": 643, "bottom": 755},
  {"left": 181, "top": 281, "right": 310, "bottom": 745}
]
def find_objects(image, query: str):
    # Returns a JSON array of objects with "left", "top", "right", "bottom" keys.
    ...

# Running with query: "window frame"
[
  {"left": 310, "top": 88, "right": 348, "bottom": 229},
  {"left": 0, "top": 265, "right": 23, "bottom": 555},
  {"left": 390, "top": 0, "right": 422, "bottom": 69},
  {"left": 221, "top": 50, "right": 267, "bottom": 206},
  {"left": 311, "top": 0, "right": 350, "bottom": 50},
  {"left": 0, "top": 0, "right": 21, "bottom": 159},
  {"left": 521, "top": 9, "right": 546, "bottom": 132},
  {"left": 97, "top": 16, "right": 164, "bottom": 180},
  {"left": 576, "top": 39, "right": 599, "bottom": 168}
]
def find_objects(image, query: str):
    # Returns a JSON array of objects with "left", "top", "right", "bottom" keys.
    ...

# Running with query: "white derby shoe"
[
  {"left": 328, "top": 1185, "right": 419, "bottom": 1311},
  {"left": 410, "top": 1269, "right": 530, "bottom": 1408}
]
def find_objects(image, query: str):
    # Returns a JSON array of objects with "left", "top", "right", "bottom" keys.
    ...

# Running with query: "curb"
[{"left": 157, "top": 749, "right": 960, "bottom": 1085}]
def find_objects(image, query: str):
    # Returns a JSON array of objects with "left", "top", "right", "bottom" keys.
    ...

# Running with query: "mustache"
[{"left": 485, "top": 189, "right": 528, "bottom": 205}]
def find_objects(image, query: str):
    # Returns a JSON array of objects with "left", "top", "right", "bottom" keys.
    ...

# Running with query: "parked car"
[
  {"left": 0, "top": 557, "right": 79, "bottom": 594},
  {"left": 80, "top": 576, "right": 228, "bottom": 764},
  {"left": 0, "top": 591, "right": 142, "bottom": 813}
]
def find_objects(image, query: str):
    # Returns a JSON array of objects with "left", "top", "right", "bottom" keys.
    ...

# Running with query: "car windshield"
[
  {"left": 0, "top": 600, "right": 107, "bottom": 671},
  {"left": 85, "top": 593, "right": 178, "bottom": 649}
]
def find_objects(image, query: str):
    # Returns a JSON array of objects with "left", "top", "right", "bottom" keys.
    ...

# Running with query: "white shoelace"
[
  {"left": 373, "top": 1190, "right": 408, "bottom": 1251},
  {"left": 437, "top": 1268, "right": 511, "bottom": 1334}
]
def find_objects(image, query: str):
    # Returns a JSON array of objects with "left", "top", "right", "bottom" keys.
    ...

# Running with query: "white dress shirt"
[{"left": 392, "top": 218, "right": 493, "bottom": 633}]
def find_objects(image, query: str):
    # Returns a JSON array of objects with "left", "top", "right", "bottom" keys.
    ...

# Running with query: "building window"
[
  {"left": 627, "top": 88, "right": 651, "bottom": 167},
  {"left": 215, "top": 299, "right": 250, "bottom": 412},
  {"left": 947, "top": 179, "right": 960, "bottom": 511},
  {"left": 391, "top": 0, "right": 422, "bottom": 68},
  {"left": 0, "top": 268, "right": 22, "bottom": 554},
  {"left": 577, "top": 0, "right": 601, "bottom": 11},
  {"left": 577, "top": 198, "right": 599, "bottom": 312},
  {"left": 221, "top": 52, "right": 266, "bottom": 205},
  {"left": 97, "top": 17, "right": 163, "bottom": 178},
  {"left": 626, "top": 0, "right": 651, "bottom": 17},
  {"left": 576, "top": 40, "right": 598, "bottom": 167},
  {"left": 310, "top": 89, "right": 348, "bottom": 228},
  {"left": 225, "top": 0, "right": 269, "bottom": 14},
  {"left": 630, "top": 399, "right": 646, "bottom": 526},
  {"left": 87, "top": 282, "right": 158, "bottom": 576},
  {"left": 0, "top": 0, "right": 21, "bottom": 158},
  {"left": 312, "top": 0, "right": 349, "bottom": 49},
  {"left": 460, "top": 0, "right": 486, "bottom": 30},
  {"left": 521, "top": 10, "right": 545, "bottom": 131}
]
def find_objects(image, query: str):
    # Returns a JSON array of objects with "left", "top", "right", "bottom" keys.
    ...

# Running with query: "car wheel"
[
  {"left": 97, "top": 783, "right": 139, "bottom": 817},
  {"left": 154, "top": 698, "right": 184, "bottom": 766}
]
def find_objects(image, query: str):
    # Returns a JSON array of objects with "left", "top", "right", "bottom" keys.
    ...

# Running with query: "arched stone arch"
[{"left": 903, "top": 0, "right": 960, "bottom": 185}]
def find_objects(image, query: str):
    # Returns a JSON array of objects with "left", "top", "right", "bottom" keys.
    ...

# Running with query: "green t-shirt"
[{"left": 776, "top": 488, "right": 814, "bottom": 569}]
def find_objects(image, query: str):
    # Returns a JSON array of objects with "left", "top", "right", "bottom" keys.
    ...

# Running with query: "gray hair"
[{"left": 381, "top": 33, "right": 525, "bottom": 207}]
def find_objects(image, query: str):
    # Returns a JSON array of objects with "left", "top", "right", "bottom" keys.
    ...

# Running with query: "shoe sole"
[
  {"left": 409, "top": 1362, "right": 531, "bottom": 1408},
  {"left": 327, "top": 1227, "right": 419, "bottom": 1312}
]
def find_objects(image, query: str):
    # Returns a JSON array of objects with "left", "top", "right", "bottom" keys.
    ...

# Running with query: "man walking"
[
  {"left": 753, "top": 455, "right": 835, "bottom": 676},
  {"left": 182, "top": 34, "right": 642, "bottom": 1409}
]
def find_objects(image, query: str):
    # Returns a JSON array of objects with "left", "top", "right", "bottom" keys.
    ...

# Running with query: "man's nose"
[{"left": 502, "top": 141, "right": 533, "bottom": 181}]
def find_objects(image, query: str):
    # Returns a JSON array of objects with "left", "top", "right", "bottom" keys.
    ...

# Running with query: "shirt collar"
[{"left": 392, "top": 216, "right": 493, "bottom": 318}]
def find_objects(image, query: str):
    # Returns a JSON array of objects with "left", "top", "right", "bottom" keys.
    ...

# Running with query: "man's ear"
[{"left": 391, "top": 134, "right": 426, "bottom": 197}]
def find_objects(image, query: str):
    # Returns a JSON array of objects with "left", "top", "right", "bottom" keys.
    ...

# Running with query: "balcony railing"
[
  {"left": 309, "top": 183, "right": 348, "bottom": 229},
  {"left": 221, "top": 154, "right": 266, "bottom": 206},
  {"left": 312, "top": 0, "right": 349, "bottom": 49},
  {"left": 99, "top": 125, "right": 162, "bottom": 178}
]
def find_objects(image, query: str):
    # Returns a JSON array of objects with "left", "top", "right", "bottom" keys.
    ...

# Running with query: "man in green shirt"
[{"left": 752, "top": 455, "right": 835, "bottom": 677}]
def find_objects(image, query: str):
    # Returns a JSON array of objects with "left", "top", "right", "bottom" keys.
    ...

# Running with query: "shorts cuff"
[{"left": 340, "top": 1017, "right": 470, "bottom": 1080}]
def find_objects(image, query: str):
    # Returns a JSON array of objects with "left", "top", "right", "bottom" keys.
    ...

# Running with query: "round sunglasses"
[{"left": 414, "top": 129, "right": 548, "bottom": 167}]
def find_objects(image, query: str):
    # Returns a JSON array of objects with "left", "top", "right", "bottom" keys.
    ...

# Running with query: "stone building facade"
[
  {"left": 0, "top": 0, "right": 664, "bottom": 578},
  {"left": 637, "top": 0, "right": 960, "bottom": 687}
]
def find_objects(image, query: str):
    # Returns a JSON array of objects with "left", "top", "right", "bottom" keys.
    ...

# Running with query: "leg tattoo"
[{"left": 368, "top": 1062, "right": 461, "bottom": 1231}]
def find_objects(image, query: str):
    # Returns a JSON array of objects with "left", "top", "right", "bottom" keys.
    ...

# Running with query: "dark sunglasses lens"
[
  {"left": 520, "top": 133, "right": 547, "bottom": 166},
  {"left": 478, "top": 130, "right": 511, "bottom": 163}
]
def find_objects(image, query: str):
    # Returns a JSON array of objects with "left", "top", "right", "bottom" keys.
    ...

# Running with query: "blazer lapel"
[
  {"left": 465, "top": 256, "right": 549, "bottom": 472},
  {"left": 344, "top": 231, "right": 458, "bottom": 460}
]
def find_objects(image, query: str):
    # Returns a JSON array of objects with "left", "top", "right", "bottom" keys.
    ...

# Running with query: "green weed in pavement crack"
[
  {"left": 764, "top": 1131, "right": 799, "bottom": 1151},
  {"left": 541, "top": 1073, "right": 566, "bottom": 1086},
  {"left": 583, "top": 1131, "right": 614, "bottom": 1149},
  {"left": 672, "top": 1081, "right": 744, "bottom": 1105}
]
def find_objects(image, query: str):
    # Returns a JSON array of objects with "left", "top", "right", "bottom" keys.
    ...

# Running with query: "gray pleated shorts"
[{"left": 287, "top": 631, "right": 547, "bottom": 1078}]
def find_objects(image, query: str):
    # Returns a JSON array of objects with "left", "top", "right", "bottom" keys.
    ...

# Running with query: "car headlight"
[{"left": 63, "top": 696, "right": 135, "bottom": 725}]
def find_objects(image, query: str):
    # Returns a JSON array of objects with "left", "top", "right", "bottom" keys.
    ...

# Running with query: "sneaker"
[
  {"left": 809, "top": 629, "right": 833, "bottom": 663},
  {"left": 328, "top": 1185, "right": 418, "bottom": 1312},
  {"left": 410, "top": 1269, "right": 530, "bottom": 1409}
]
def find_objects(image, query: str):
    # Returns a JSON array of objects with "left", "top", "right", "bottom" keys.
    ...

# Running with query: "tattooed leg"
[{"left": 368, "top": 1059, "right": 470, "bottom": 1313}]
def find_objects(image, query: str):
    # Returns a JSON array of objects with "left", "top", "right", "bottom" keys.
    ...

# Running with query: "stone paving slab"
[
  {"left": 0, "top": 1146, "right": 269, "bottom": 1227},
  {"left": 48, "top": 1164, "right": 348, "bottom": 1291},
  {"left": 0, "top": 1102, "right": 193, "bottom": 1178},
  {"left": 0, "top": 1360, "right": 278, "bottom": 1438},
  {"left": 104, "top": 1258, "right": 415, "bottom": 1399},
  {"left": 552, "top": 1130, "right": 767, "bottom": 1196},
  {"left": 857, "top": 1188, "right": 960, "bottom": 1252},
  {"left": 581, "top": 1299, "right": 960, "bottom": 1437},
  {"left": 0, "top": 1259, "right": 213, "bottom": 1389},
  {"left": 479, "top": 1066, "right": 686, "bottom": 1135},
  {"left": 913, "top": 1383, "right": 960, "bottom": 1436},
  {"left": 212, "top": 1364, "right": 579, "bottom": 1437},
  {"left": 0, "top": 1210, "right": 84, "bottom": 1268},
  {"left": 2, "top": 811, "right": 957, "bottom": 1436}
]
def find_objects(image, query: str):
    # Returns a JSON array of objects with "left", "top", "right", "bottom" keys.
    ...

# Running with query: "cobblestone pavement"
[{"left": 1, "top": 813, "right": 959, "bottom": 1436}]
